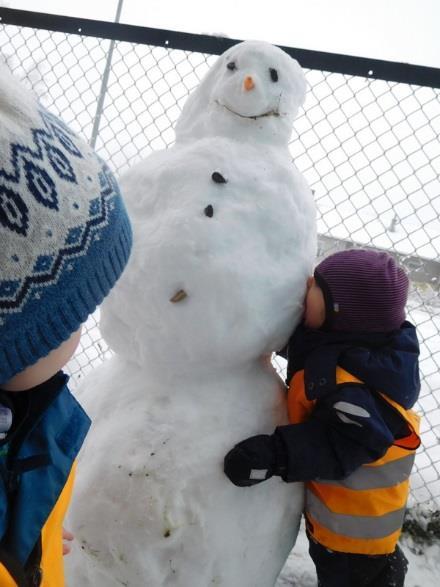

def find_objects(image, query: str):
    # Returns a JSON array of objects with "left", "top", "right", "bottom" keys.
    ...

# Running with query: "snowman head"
[{"left": 175, "top": 41, "right": 307, "bottom": 146}]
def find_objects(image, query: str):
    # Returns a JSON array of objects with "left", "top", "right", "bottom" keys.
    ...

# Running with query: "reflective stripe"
[
  {"left": 333, "top": 401, "right": 370, "bottom": 418},
  {"left": 306, "top": 490, "right": 406, "bottom": 539},
  {"left": 250, "top": 469, "right": 268, "bottom": 480},
  {"left": 336, "top": 411, "right": 363, "bottom": 427},
  {"left": 317, "top": 453, "right": 415, "bottom": 490},
  {"left": 306, "top": 512, "right": 402, "bottom": 555}
]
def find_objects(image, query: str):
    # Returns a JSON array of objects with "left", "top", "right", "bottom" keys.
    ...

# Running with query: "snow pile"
[
  {"left": 277, "top": 522, "right": 440, "bottom": 587},
  {"left": 66, "top": 40, "right": 316, "bottom": 587}
]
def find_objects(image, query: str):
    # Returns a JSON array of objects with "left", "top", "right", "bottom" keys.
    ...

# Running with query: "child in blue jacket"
[
  {"left": 224, "top": 249, "right": 421, "bottom": 587},
  {"left": 0, "top": 65, "right": 132, "bottom": 585}
]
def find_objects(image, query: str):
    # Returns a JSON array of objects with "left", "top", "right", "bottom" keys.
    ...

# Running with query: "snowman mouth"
[{"left": 216, "top": 100, "right": 280, "bottom": 119}]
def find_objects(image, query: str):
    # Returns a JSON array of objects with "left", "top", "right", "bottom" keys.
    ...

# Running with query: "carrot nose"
[{"left": 243, "top": 75, "right": 255, "bottom": 91}]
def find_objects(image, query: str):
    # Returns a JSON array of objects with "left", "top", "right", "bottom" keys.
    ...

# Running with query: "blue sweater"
[{"left": 275, "top": 322, "right": 420, "bottom": 482}]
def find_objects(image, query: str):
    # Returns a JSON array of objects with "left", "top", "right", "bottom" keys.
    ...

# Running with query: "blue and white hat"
[{"left": 0, "top": 66, "right": 132, "bottom": 385}]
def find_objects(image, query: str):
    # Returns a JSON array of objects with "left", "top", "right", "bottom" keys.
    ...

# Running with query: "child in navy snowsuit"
[{"left": 224, "top": 249, "right": 421, "bottom": 587}]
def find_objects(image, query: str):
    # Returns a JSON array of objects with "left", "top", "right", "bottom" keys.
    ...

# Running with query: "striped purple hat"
[{"left": 314, "top": 249, "right": 409, "bottom": 332}]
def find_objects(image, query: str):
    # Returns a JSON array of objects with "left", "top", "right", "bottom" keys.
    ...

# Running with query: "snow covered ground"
[{"left": 276, "top": 521, "right": 440, "bottom": 587}]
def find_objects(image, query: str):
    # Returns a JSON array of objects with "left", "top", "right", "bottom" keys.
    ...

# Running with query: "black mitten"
[{"left": 224, "top": 433, "right": 286, "bottom": 487}]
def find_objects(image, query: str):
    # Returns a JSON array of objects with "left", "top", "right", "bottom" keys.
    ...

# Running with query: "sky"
[{"left": 8, "top": 0, "right": 440, "bottom": 68}]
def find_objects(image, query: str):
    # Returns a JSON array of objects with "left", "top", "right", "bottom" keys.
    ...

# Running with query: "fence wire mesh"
[{"left": 1, "top": 18, "right": 439, "bottom": 506}]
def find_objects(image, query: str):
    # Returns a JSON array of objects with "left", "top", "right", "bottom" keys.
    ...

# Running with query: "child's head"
[
  {"left": 0, "top": 66, "right": 132, "bottom": 390},
  {"left": 304, "top": 249, "right": 409, "bottom": 333}
]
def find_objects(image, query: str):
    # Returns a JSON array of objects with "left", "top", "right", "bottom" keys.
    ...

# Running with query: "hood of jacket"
[{"left": 285, "top": 321, "right": 420, "bottom": 409}]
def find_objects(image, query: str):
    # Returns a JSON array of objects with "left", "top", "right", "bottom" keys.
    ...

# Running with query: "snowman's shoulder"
[
  {"left": 120, "top": 148, "right": 171, "bottom": 184},
  {"left": 118, "top": 147, "right": 177, "bottom": 211}
]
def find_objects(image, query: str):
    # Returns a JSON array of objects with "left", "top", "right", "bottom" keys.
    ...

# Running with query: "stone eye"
[
  {"left": 227, "top": 61, "right": 237, "bottom": 71},
  {"left": 269, "top": 68, "right": 278, "bottom": 82}
]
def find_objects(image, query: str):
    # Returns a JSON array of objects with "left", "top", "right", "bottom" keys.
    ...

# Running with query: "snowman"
[{"left": 66, "top": 41, "right": 316, "bottom": 586}]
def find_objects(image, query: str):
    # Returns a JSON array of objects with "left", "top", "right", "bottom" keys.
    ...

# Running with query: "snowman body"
[{"left": 66, "top": 41, "right": 316, "bottom": 586}]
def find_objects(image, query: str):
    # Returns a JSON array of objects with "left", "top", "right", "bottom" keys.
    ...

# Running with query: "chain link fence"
[{"left": 1, "top": 9, "right": 439, "bottom": 507}]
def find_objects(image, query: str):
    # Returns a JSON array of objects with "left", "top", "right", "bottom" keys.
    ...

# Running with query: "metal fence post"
[{"left": 89, "top": 0, "right": 124, "bottom": 148}]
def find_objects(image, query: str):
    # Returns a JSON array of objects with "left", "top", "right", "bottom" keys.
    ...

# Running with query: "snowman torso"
[{"left": 99, "top": 137, "right": 315, "bottom": 377}]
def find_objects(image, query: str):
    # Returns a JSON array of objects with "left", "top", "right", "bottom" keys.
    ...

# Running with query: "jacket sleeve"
[{"left": 274, "top": 384, "right": 405, "bottom": 482}]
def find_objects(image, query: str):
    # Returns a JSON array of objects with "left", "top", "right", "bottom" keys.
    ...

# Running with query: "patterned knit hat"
[
  {"left": 0, "top": 66, "right": 132, "bottom": 385},
  {"left": 314, "top": 249, "right": 409, "bottom": 332}
]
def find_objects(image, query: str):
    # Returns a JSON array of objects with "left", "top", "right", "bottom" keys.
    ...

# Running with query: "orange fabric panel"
[
  {"left": 39, "top": 462, "right": 77, "bottom": 587},
  {"left": 309, "top": 480, "right": 409, "bottom": 516},
  {"left": 335, "top": 366, "right": 362, "bottom": 385},
  {"left": 0, "top": 565, "right": 17, "bottom": 586},
  {"left": 377, "top": 393, "right": 421, "bottom": 449},
  {"left": 288, "top": 369, "right": 421, "bottom": 452},
  {"left": 363, "top": 445, "right": 415, "bottom": 466},
  {"left": 288, "top": 366, "right": 419, "bottom": 554},
  {"left": 287, "top": 370, "right": 315, "bottom": 424},
  {"left": 338, "top": 369, "right": 420, "bottom": 450},
  {"left": 394, "top": 432, "right": 420, "bottom": 450},
  {"left": 306, "top": 513, "right": 401, "bottom": 555}
]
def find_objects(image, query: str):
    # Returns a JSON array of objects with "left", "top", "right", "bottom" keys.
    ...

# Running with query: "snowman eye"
[
  {"left": 227, "top": 61, "right": 237, "bottom": 71},
  {"left": 269, "top": 68, "right": 279, "bottom": 82}
]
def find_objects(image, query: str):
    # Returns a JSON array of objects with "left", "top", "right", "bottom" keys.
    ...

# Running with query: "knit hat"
[
  {"left": 314, "top": 249, "right": 409, "bottom": 332},
  {"left": 0, "top": 66, "right": 132, "bottom": 385}
]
